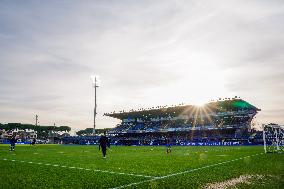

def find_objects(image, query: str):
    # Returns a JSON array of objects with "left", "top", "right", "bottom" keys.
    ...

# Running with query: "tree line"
[
  {"left": 0, "top": 123, "right": 71, "bottom": 139},
  {"left": 76, "top": 128, "right": 111, "bottom": 136}
]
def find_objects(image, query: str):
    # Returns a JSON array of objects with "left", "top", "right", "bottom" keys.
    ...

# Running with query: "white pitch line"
[
  {"left": 110, "top": 153, "right": 264, "bottom": 189},
  {"left": 0, "top": 158, "right": 155, "bottom": 179}
]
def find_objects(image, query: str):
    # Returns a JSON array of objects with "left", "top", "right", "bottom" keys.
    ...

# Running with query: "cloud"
[{"left": 0, "top": 0, "right": 284, "bottom": 128}]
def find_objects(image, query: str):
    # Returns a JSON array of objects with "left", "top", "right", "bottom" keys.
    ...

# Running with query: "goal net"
[{"left": 263, "top": 124, "right": 284, "bottom": 153}]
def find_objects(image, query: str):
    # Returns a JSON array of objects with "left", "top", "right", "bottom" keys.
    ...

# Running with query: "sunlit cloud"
[{"left": 0, "top": 0, "right": 283, "bottom": 129}]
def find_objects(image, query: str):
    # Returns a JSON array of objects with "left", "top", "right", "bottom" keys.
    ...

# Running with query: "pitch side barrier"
[
  {"left": 2, "top": 141, "right": 32, "bottom": 145},
  {"left": 75, "top": 141, "right": 258, "bottom": 146},
  {"left": 111, "top": 142, "right": 243, "bottom": 146},
  {"left": 139, "top": 142, "right": 247, "bottom": 146},
  {"left": 176, "top": 142, "right": 241, "bottom": 146}
]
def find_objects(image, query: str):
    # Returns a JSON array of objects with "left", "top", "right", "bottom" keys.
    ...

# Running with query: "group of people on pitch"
[
  {"left": 8, "top": 136, "right": 36, "bottom": 151},
  {"left": 98, "top": 131, "right": 172, "bottom": 158},
  {"left": 7, "top": 131, "right": 171, "bottom": 158}
]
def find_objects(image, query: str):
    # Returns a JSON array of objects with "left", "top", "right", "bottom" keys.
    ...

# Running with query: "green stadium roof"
[{"left": 104, "top": 99, "right": 260, "bottom": 120}]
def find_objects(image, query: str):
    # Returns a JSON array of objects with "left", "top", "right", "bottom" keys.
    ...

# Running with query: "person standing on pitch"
[
  {"left": 30, "top": 138, "right": 36, "bottom": 146},
  {"left": 99, "top": 131, "right": 110, "bottom": 158},
  {"left": 9, "top": 135, "right": 17, "bottom": 151},
  {"left": 166, "top": 137, "right": 172, "bottom": 154}
]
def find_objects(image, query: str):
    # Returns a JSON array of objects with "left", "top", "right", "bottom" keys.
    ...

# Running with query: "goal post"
[{"left": 263, "top": 124, "right": 284, "bottom": 153}]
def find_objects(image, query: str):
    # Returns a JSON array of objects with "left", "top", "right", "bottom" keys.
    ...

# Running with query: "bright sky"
[{"left": 0, "top": 0, "right": 283, "bottom": 130}]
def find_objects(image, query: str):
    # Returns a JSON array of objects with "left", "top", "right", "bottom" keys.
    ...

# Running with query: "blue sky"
[{"left": 0, "top": 0, "right": 283, "bottom": 130}]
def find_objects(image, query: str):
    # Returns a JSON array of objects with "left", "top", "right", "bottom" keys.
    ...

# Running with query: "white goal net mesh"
[{"left": 263, "top": 124, "right": 284, "bottom": 153}]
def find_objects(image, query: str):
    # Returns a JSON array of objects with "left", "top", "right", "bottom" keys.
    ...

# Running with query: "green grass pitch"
[{"left": 0, "top": 144, "right": 283, "bottom": 188}]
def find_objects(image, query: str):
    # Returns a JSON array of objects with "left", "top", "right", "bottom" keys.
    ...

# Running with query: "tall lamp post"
[
  {"left": 35, "top": 115, "right": 38, "bottom": 127},
  {"left": 91, "top": 75, "right": 100, "bottom": 135},
  {"left": 35, "top": 115, "right": 39, "bottom": 139}
]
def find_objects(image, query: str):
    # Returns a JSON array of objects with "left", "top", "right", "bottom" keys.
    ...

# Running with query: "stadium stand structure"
[{"left": 102, "top": 98, "right": 261, "bottom": 146}]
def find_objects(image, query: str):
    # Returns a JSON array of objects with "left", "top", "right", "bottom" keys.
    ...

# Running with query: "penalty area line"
[
  {"left": 110, "top": 153, "right": 264, "bottom": 189},
  {"left": 0, "top": 158, "right": 156, "bottom": 179}
]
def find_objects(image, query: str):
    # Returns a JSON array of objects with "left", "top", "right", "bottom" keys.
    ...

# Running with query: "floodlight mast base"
[
  {"left": 263, "top": 125, "right": 266, "bottom": 153},
  {"left": 92, "top": 76, "right": 99, "bottom": 136}
]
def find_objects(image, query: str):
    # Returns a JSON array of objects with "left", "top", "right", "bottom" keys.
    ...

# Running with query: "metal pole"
[
  {"left": 35, "top": 115, "right": 38, "bottom": 140},
  {"left": 93, "top": 77, "right": 98, "bottom": 135},
  {"left": 275, "top": 127, "right": 280, "bottom": 151},
  {"left": 263, "top": 124, "right": 266, "bottom": 153},
  {"left": 35, "top": 115, "right": 38, "bottom": 127}
]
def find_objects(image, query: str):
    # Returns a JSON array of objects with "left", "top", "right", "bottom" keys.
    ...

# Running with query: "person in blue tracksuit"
[
  {"left": 166, "top": 137, "right": 172, "bottom": 154},
  {"left": 9, "top": 136, "right": 17, "bottom": 151}
]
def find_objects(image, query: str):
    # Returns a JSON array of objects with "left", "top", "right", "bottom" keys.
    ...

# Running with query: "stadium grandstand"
[{"left": 101, "top": 98, "right": 262, "bottom": 146}]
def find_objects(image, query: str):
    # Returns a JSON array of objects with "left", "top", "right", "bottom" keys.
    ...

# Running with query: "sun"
[{"left": 191, "top": 99, "right": 207, "bottom": 107}]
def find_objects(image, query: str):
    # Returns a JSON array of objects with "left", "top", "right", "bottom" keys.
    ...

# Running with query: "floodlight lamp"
[{"left": 91, "top": 75, "right": 101, "bottom": 87}]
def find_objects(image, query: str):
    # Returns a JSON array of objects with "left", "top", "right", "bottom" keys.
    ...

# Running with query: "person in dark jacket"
[
  {"left": 99, "top": 131, "right": 110, "bottom": 158},
  {"left": 30, "top": 138, "right": 36, "bottom": 146},
  {"left": 9, "top": 136, "right": 17, "bottom": 151}
]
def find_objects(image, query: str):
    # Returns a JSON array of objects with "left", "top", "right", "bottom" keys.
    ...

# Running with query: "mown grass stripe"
[
  {"left": 0, "top": 158, "right": 155, "bottom": 179},
  {"left": 110, "top": 153, "right": 264, "bottom": 189}
]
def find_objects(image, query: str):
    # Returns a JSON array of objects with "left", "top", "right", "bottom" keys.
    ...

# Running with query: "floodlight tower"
[
  {"left": 35, "top": 115, "right": 38, "bottom": 127},
  {"left": 91, "top": 75, "right": 100, "bottom": 135}
]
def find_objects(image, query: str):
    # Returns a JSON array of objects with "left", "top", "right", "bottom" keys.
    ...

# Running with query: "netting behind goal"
[{"left": 263, "top": 124, "right": 284, "bottom": 153}]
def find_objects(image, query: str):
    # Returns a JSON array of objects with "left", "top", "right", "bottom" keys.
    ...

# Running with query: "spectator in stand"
[{"left": 99, "top": 131, "right": 110, "bottom": 158}]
